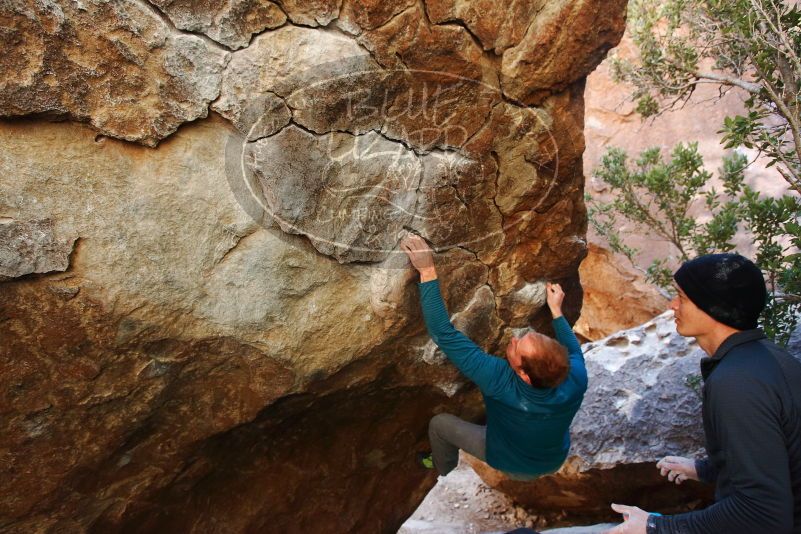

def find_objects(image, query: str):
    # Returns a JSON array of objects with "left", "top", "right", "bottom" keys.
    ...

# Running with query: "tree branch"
[
  {"left": 750, "top": 0, "right": 801, "bottom": 77},
  {"left": 691, "top": 70, "right": 762, "bottom": 93},
  {"left": 776, "top": 165, "right": 801, "bottom": 195},
  {"left": 752, "top": 63, "right": 801, "bottom": 184}
]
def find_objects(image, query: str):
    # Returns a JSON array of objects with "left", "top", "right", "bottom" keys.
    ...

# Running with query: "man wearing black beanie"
[{"left": 608, "top": 253, "right": 801, "bottom": 534}]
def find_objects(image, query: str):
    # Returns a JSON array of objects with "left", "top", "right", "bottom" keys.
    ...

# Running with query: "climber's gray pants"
[
  {"left": 428, "top": 413, "right": 487, "bottom": 476},
  {"left": 428, "top": 412, "right": 541, "bottom": 481}
]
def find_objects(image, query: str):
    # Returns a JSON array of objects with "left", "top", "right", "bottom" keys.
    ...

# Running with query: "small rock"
[{"left": 48, "top": 285, "right": 80, "bottom": 301}]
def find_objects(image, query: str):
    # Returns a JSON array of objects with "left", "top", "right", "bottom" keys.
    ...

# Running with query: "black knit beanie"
[{"left": 673, "top": 253, "right": 767, "bottom": 330}]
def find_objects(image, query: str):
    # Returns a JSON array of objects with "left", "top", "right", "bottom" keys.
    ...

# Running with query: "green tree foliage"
[
  {"left": 589, "top": 144, "right": 801, "bottom": 345},
  {"left": 612, "top": 0, "right": 801, "bottom": 193},
  {"left": 590, "top": 0, "right": 801, "bottom": 344}
]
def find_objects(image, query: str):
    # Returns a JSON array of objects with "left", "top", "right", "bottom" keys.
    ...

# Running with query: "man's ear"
[{"left": 516, "top": 368, "right": 532, "bottom": 385}]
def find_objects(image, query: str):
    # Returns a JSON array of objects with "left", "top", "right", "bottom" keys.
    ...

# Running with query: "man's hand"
[
  {"left": 400, "top": 235, "right": 437, "bottom": 282},
  {"left": 657, "top": 456, "right": 699, "bottom": 485},
  {"left": 605, "top": 504, "right": 649, "bottom": 534},
  {"left": 546, "top": 282, "right": 564, "bottom": 318}
]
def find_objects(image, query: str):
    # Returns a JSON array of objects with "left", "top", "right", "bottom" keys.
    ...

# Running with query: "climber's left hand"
[{"left": 400, "top": 234, "right": 437, "bottom": 282}]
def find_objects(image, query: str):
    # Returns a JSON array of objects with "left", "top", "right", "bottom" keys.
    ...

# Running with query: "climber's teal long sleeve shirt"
[{"left": 419, "top": 279, "right": 587, "bottom": 476}]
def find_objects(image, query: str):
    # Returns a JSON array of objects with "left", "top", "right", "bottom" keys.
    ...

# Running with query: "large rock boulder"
[
  {"left": 0, "top": 1, "right": 626, "bottom": 532},
  {"left": 575, "top": 243, "right": 669, "bottom": 341},
  {"left": 469, "top": 312, "right": 714, "bottom": 525}
]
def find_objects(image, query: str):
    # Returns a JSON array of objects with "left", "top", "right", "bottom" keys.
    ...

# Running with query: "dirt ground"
[{"left": 397, "top": 454, "right": 616, "bottom": 534}]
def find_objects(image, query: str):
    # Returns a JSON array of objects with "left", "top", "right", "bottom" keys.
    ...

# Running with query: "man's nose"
[{"left": 668, "top": 296, "right": 679, "bottom": 311}]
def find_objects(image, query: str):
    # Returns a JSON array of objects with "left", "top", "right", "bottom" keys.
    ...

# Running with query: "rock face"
[
  {"left": 469, "top": 312, "right": 714, "bottom": 525},
  {"left": 575, "top": 243, "right": 668, "bottom": 341},
  {"left": 0, "top": 1, "right": 626, "bottom": 532},
  {"left": 0, "top": 0, "right": 228, "bottom": 147},
  {"left": 0, "top": 218, "right": 77, "bottom": 280},
  {"left": 147, "top": 0, "right": 287, "bottom": 50},
  {"left": 498, "top": 0, "right": 628, "bottom": 105}
]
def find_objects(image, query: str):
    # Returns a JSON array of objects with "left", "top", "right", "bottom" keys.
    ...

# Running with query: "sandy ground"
[{"left": 397, "top": 454, "right": 616, "bottom": 534}]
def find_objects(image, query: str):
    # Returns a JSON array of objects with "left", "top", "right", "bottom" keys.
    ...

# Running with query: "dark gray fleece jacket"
[{"left": 650, "top": 329, "right": 801, "bottom": 534}]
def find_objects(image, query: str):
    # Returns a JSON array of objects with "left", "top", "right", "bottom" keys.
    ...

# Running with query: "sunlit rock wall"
[
  {"left": 0, "top": 1, "right": 626, "bottom": 532},
  {"left": 576, "top": 243, "right": 668, "bottom": 341}
]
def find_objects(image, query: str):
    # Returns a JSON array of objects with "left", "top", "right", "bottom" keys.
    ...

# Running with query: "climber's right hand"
[
  {"left": 546, "top": 282, "right": 564, "bottom": 318},
  {"left": 656, "top": 456, "right": 699, "bottom": 484}
]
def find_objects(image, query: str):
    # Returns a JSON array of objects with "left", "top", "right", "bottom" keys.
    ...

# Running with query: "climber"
[
  {"left": 400, "top": 234, "right": 587, "bottom": 480},
  {"left": 608, "top": 253, "right": 801, "bottom": 534}
]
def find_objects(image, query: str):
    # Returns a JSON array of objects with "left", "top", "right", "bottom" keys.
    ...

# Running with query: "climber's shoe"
[{"left": 416, "top": 452, "right": 434, "bottom": 469}]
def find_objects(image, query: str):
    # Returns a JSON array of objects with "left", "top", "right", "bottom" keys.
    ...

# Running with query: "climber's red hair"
[{"left": 520, "top": 333, "right": 570, "bottom": 389}]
